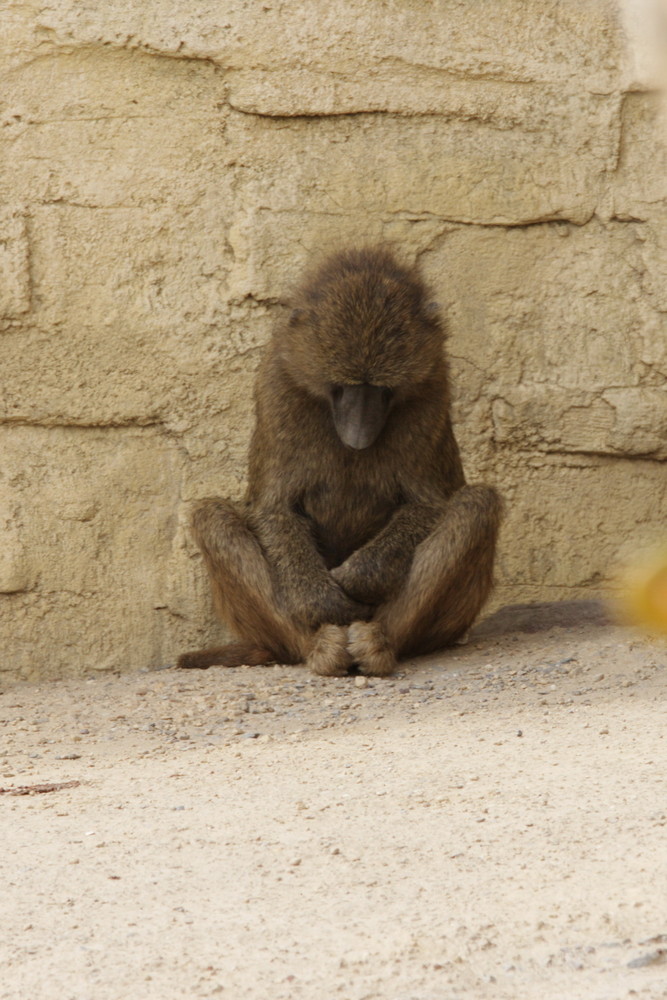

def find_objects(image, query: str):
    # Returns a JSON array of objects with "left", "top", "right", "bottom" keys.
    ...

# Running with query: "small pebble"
[
  {"left": 627, "top": 949, "right": 667, "bottom": 969},
  {"left": 354, "top": 676, "right": 368, "bottom": 689}
]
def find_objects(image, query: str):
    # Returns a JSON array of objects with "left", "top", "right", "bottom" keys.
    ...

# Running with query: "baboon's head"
[{"left": 280, "top": 247, "right": 445, "bottom": 450}]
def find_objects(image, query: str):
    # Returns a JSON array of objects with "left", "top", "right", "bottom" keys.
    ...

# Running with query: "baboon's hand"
[
  {"left": 284, "top": 579, "right": 372, "bottom": 628},
  {"left": 318, "top": 586, "right": 374, "bottom": 627},
  {"left": 332, "top": 552, "right": 402, "bottom": 605}
]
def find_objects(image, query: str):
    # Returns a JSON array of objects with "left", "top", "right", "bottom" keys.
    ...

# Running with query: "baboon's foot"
[
  {"left": 307, "top": 625, "right": 354, "bottom": 676},
  {"left": 347, "top": 621, "right": 397, "bottom": 677}
]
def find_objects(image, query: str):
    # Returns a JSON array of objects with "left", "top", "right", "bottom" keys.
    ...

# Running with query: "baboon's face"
[{"left": 281, "top": 253, "right": 444, "bottom": 450}]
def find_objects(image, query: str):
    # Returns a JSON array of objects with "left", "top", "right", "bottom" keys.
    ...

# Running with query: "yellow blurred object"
[{"left": 619, "top": 546, "right": 667, "bottom": 633}]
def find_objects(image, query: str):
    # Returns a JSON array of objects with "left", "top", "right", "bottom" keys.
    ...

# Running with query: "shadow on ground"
[{"left": 472, "top": 599, "right": 610, "bottom": 638}]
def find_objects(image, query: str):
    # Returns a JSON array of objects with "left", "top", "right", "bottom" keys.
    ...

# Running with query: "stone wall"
[{"left": 1, "top": 1, "right": 666, "bottom": 680}]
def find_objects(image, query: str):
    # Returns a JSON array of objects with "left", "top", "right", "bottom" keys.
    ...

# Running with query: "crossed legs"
[{"left": 177, "top": 486, "right": 501, "bottom": 676}]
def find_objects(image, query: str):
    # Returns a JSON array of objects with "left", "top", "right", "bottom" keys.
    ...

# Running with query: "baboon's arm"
[
  {"left": 332, "top": 413, "right": 466, "bottom": 605},
  {"left": 331, "top": 499, "right": 443, "bottom": 605},
  {"left": 251, "top": 506, "right": 371, "bottom": 627}
]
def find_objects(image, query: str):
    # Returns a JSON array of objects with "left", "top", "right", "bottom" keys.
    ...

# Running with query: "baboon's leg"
[
  {"left": 349, "top": 486, "right": 501, "bottom": 675},
  {"left": 178, "top": 499, "right": 311, "bottom": 669},
  {"left": 390, "top": 484, "right": 501, "bottom": 656}
]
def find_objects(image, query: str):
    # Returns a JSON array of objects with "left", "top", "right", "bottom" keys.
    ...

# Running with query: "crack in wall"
[{"left": 0, "top": 418, "right": 165, "bottom": 429}]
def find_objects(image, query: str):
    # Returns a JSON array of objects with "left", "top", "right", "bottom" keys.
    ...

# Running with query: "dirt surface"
[{"left": 2, "top": 601, "right": 667, "bottom": 1000}]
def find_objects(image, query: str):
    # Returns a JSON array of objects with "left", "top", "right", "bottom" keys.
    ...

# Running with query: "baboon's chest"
[{"left": 302, "top": 473, "right": 400, "bottom": 567}]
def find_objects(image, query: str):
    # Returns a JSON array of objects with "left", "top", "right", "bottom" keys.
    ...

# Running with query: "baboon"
[{"left": 178, "top": 246, "right": 502, "bottom": 677}]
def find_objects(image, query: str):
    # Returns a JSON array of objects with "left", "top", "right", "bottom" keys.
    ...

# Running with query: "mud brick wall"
[{"left": 1, "top": 2, "right": 666, "bottom": 679}]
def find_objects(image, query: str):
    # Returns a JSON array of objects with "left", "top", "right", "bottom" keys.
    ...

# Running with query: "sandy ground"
[{"left": 1, "top": 601, "right": 667, "bottom": 1000}]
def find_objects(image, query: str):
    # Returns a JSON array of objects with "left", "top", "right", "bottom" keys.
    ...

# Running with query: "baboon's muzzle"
[{"left": 330, "top": 383, "right": 393, "bottom": 450}]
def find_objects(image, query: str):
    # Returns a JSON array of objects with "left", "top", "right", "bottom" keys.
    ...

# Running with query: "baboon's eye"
[{"left": 330, "top": 385, "right": 344, "bottom": 404}]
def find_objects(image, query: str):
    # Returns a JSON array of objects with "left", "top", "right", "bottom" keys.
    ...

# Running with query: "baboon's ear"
[{"left": 289, "top": 308, "right": 305, "bottom": 326}]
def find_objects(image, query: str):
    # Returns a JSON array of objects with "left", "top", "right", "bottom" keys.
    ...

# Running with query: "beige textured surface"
[
  {"left": 2, "top": 608, "right": 667, "bottom": 999},
  {"left": 1, "top": 2, "right": 666, "bottom": 679}
]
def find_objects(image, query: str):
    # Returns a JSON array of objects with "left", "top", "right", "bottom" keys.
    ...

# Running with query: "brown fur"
[{"left": 178, "top": 246, "right": 502, "bottom": 676}]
